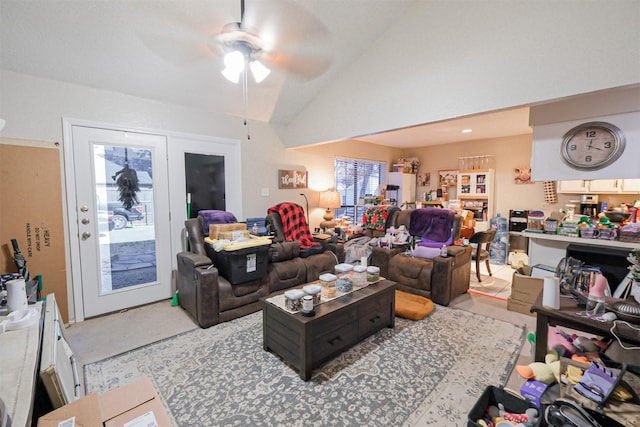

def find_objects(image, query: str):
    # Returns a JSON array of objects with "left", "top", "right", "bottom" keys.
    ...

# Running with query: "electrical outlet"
[
  {"left": 261, "top": 188, "right": 269, "bottom": 196},
  {"left": 542, "top": 203, "right": 550, "bottom": 210}
]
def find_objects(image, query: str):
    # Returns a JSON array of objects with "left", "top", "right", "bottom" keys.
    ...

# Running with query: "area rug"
[{"left": 84, "top": 307, "right": 525, "bottom": 426}]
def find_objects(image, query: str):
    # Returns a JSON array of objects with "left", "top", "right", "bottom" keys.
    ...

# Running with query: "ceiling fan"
[
  {"left": 217, "top": 0, "right": 270, "bottom": 83},
  {"left": 217, "top": 0, "right": 271, "bottom": 83},
  {"left": 213, "top": 0, "right": 332, "bottom": 84}
]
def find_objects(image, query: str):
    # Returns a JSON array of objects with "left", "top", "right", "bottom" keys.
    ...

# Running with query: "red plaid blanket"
[{"left": 267, "top": 202, "right": 320, "bottom": 249}]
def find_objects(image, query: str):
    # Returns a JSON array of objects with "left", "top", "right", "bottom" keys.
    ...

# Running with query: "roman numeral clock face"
[{"left": 560, "top": 121, "right": 626, "bottom": 170}]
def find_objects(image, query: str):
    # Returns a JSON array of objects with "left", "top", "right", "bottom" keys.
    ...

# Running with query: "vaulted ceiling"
[{"left": 1, "top": 0, "right": 532, "bottom": 147}]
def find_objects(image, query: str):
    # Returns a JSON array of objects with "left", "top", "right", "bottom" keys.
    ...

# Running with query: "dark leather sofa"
[{"left": 176, "top": 216, "right": 337, "bottom": 328}]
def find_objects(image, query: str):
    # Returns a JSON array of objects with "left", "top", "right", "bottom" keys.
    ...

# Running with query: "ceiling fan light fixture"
[
  {"left": 249, "top": 60, "right": 270, "bottom": 83},
  {"left": 224, "top": 50, "right": 245, "bottom": 73},
  {"left": 221, "top": 67, "right": 241, "bottom": 84},
  {"left": 221, "top": 50, "right": 245, "bottom": 83}
]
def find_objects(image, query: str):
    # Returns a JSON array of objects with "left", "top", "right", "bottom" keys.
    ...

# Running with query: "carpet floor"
[{"left": 85, "top": 306, "right": 525, "bottom": 426}]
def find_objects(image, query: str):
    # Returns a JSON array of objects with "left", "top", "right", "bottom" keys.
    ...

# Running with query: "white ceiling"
[{"left": 0, "top": 0, "right": 532, "bottom": 147}]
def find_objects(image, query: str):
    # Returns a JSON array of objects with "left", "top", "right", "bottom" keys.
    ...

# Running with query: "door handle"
[
  {"left": 81, "top": 232, "right": 91, "bottom": 240},
  {"left": 81, "top": 218, "right": 90, "bottom": 224},
  {"left": 80, "top": 205, "right": 89, "bottom": 212}
]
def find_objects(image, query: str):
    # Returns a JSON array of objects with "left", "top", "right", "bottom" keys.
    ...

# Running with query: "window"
[{"left": 334, "top": 157, "right": 387, "bottom": 224}]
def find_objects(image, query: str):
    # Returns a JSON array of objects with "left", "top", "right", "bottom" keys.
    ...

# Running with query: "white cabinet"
[
  {"left": 457, "top": 169, "right": 493, "bottom": 198},
  {"left": 40, "top": 293, "right": 81, "bottom": 408},
  {"left": 457, "top": 169, "right": 495, "bottom": 227},
  {"left": 558, "top": 179, "right": 640, "bottom": 194},
  {"left": 621, "top": 179, "right": 640, "bottom": 192},
  {"left": 388, "top": 172, "right": 416, "bottom": 206},
  {"left": 588, "top": 179, "right": 620, "bottom": 193},
  {"left": 557, "top": 180, "right": 589, "bottom": 193}
]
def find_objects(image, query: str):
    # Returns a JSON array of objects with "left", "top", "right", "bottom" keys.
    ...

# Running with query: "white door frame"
[
  {"left": 167, "top": 133, "right": 243, "bottom": 257},
  {"left": 63, "top": 118, "right": 242, "bottom": 322}
]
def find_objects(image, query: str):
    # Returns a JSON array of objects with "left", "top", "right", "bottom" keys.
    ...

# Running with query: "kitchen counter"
[{"left": 519, "top": 230, "right": 637, "bottom": 268}]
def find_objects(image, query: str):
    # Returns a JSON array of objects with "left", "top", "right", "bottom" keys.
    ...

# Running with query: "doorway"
[
  {"left": 66, "top": 125, "right": 172, "bottom": 318},
  {"left": 185, "top": 153, "right": 226, "bottom": 216}
]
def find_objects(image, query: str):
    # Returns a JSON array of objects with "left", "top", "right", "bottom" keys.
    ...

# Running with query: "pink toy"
[
  {"left": 487, "top": 404, "right": 539, "bottom": 424},
  {"left": 589, "top": 273, "right": 607, "bottom": 298}
]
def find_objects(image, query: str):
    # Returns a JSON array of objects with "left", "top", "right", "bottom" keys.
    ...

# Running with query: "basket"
[
  {"left": 467, "top": 386, "right": 542, "bottom": 427},
  {"left": 619, "top": 230, "right": 640, "bottom": 243}
]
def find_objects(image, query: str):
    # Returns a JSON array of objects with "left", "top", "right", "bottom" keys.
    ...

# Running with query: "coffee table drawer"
[
  {"left": 309, "top": 307, "right": 357, "bottom": 335},
  {"left": 313, "top": 321, "right": 358, "bottom": 361},
  {"left": 358, "top": 296, "right": 393, "bottom": 337}
]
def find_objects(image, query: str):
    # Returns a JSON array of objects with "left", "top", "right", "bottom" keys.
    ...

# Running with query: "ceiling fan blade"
[
  {"left": 133, "top": 1, "right": 233, "bottom": 66},
  {"left": 262, "top": 51, "right": 332, "bottom": 81},
  {"left": 242, "top": 0, "right": 333, "bottom": 80}
]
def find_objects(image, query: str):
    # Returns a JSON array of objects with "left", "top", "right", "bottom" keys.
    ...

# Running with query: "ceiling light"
[
  {"left": 221, "top": 51, "right": 245, "bottom": 83},
  {"left": 462, "top": 129, "right": 473, "bottom": 133},
  {"left": 249, "top": 60, "right": 270, "bottom": 83}
]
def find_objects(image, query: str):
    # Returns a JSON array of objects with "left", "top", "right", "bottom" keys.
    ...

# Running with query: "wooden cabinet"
[{"left": 558, "top": 179, "right": 640, "bottom": 194}]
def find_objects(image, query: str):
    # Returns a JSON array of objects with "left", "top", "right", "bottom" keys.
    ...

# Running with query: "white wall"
[
  {"left": 0, "top": 70, "right": 402, "bottom": 226},
  {"left": 283, "top": 0, "right": 640, "bottom": 148}
]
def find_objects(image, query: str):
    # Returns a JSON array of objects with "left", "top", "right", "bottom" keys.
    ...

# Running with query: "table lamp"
[{"left": 319, "top": 191, "right": 341, "bottom": 231}]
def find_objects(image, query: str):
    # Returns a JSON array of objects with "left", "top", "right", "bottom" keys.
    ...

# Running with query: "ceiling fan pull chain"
[{"left": 243, "top": 60, "right": 251, "bottom": 140}]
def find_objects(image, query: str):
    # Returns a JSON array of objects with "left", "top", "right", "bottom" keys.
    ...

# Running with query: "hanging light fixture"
[
  {"left": 217, "top": 1, "right": 271, "bottom": 140},
  {"left": 220, "top": 40, "right": 270, "bottom": 84},
  {"left": 218, "top": 0, "right": 271, "bottom": 86}
]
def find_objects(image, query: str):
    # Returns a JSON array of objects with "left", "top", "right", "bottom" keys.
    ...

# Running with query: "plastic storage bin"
[
  {"left": 467, "top": 386, "right": 541, "bottom": 427},
  {"left": 210, "top": 245, "right": 269, "bottom": 285}
]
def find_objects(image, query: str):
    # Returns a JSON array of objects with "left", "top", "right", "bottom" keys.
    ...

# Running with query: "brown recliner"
[
  {"left": 176, "top": 217, "right": 270, "bottom": 328},
  {"left": 176, "top": 211, "right": 338, "bottom": 328},
  {"left": 265, "top": 205, "right": 338, "bottom": 283},
  {"left": 387, "top": 209, "right": 472, "bottom": 306}
]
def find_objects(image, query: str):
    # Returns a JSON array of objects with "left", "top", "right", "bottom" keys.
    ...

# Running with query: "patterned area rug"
[{"left": 85, "top": 307, "right": 525, "bottom": 426}]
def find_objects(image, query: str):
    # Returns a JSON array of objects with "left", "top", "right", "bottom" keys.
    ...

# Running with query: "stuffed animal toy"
[{"left": 515, "top": 348, "right": 562, "bottom": 385}]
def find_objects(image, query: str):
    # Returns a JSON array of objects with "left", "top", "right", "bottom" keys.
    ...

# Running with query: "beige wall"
[
  {"left": 402, "top": 134, "right": 546, "bottom": 218},
  {"left": 293, "top": 139, "right": 403, "bottom": 227}
]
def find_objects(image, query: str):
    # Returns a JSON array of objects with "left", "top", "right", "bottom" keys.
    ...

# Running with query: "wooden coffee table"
[{"left": 260, "top": 279, "right": 396, "bottom": 380}]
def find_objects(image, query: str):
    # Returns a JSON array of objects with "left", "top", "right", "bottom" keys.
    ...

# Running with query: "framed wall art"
[
  {"left": 438, "top": 169, "right": 458, "bottom": 187},
  {"left": 278, "top": 169, "right": 308, "bottom": 189}
]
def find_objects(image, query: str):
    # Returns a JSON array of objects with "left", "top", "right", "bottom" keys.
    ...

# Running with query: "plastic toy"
[
  {"left": 515, "top": 348, "right": 562, "bottom": 384},
  {"left": 488, "top": 403, "right": 539, "bottom": 424}
]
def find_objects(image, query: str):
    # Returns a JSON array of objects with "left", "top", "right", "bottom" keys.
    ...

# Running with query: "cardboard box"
[
  {"left": 511, "top": 266, "right": 544, "bottom": 303},
  {"left": 208, "top": 223, "right": 246, "bottom": 240},
  {"left": 38, "top": 377, "right": 173, "bottom": 427},
  {"left": 507, "top": 296, "right": 536, "bottom": 317},
  {"left": 218, "top": 230, "right": 251, "bottom": 240}
]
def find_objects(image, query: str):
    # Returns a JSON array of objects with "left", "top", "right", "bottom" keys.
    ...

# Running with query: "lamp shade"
[{"left": 319, "top": 191, "right": 341, "bottom": 208}]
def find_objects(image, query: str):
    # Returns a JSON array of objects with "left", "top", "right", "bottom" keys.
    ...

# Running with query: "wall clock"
[{"left": 560, "top": 121, "right": 626, "bottom": 170}]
